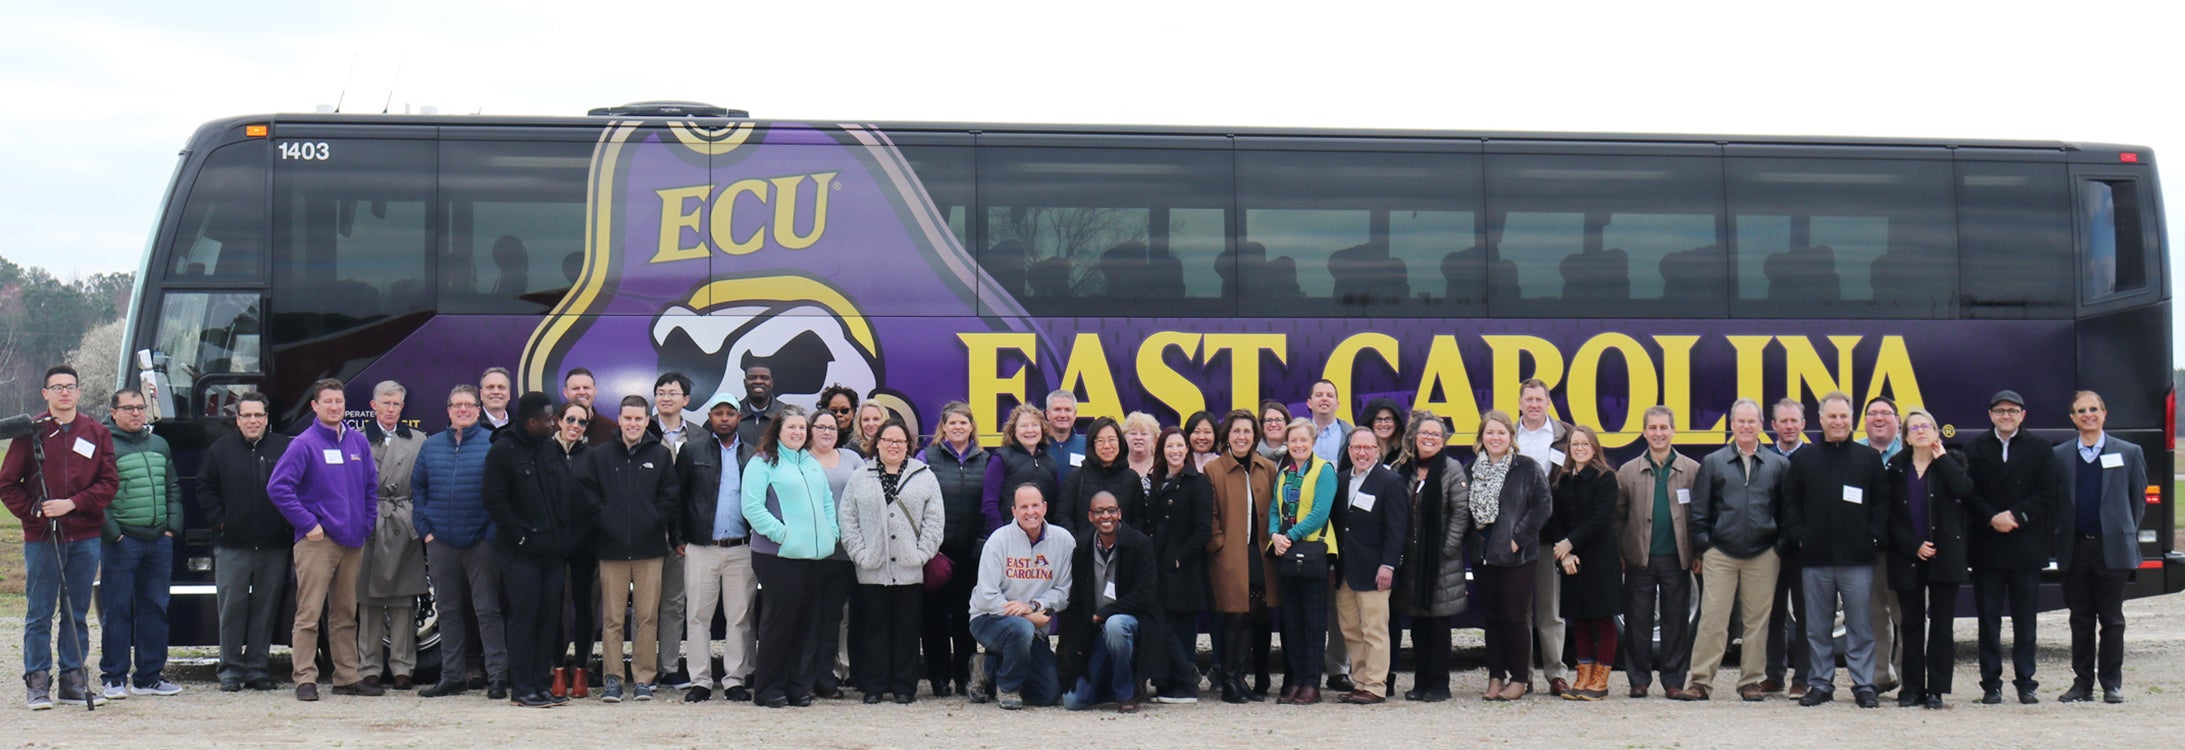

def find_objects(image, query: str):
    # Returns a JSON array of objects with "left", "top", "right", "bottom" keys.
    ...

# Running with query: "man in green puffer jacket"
[{"left": 100, "top": 388, "right": 185, "bottom": 699}]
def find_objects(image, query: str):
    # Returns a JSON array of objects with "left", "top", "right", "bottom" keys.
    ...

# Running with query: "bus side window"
[
  {"left": 1236, "top": 145, "right": 1482, "bottom": 318},
  {"left": 2082, "top": 178, "right": 2149, "bottom": 300},
  {"left": 1958, "top": 158, "right": 2071, "bottom": 319},
  {"left": 438, "top": 139, "right": 589, "bottom": 314},
  {"left": 1729, "top": 155, "right": 1955, "bottom": 319},
  {"left": 150, "top": 292, "right": 263, "bottom": 418},
  {"left": 1485, "top": 151, "right": 1724, "bottom": 318}
]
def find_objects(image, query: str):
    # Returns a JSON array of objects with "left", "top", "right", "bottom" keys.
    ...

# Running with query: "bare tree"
[{"left": 66, "top": 317, "right": 127, "bottom": 416}]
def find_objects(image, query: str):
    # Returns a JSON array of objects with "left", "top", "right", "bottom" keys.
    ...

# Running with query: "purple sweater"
[{"left": 267, "top": 420, "right": 378, "bottom": 547}]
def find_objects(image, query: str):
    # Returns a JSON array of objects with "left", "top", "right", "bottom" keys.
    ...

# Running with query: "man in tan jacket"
[{"left": 1613, "top": 406, "right": 1699, "bottom": 699}]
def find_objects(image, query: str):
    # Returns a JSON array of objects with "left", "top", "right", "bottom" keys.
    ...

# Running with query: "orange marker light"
[{"left": 245, "top": 125, "right": 268, "bottom": 137}]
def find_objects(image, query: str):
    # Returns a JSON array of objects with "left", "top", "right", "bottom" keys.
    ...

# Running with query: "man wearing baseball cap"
[
  {"left": 677, "top": 395, "right": 759, "bottom": 702},
  {"left": 1962, "top": 389, "right": 2054, "bottom": 705}
]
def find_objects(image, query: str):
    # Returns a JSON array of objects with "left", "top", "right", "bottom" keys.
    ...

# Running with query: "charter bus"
[{"left": 124, "top": 103, "right": 2181, "bottom": 662}]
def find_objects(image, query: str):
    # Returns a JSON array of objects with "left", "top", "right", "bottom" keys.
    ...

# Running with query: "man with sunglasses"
[
  {"left": 197, "top": 391, "right": 293, "bottom": 693},
  {"left": 1963, "top": 390, "right": 2054, "bottom": 705}
]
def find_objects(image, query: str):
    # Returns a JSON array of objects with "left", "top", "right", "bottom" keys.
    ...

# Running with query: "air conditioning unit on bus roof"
[{"left": 587, "top": 101, "right": 747, "bottom": 118}]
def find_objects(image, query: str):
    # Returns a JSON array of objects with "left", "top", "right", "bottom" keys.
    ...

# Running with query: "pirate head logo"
[{"left": 652, "top": 275, "right": 882, "bottom": 414}]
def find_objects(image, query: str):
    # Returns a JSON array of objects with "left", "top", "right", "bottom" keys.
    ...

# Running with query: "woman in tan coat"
[{"left": 1206, "top": 409, "right": 1279, "bottom": 703}]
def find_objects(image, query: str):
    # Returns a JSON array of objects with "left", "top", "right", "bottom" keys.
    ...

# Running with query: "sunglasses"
[{"left": 563, "top": 416, "right": 589, "bottom": 426}]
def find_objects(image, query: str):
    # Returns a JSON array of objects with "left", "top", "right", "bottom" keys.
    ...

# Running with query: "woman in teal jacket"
[
  {"left": 1267, "top": 418, "right": 1337, "bottom": 704},
  {"left": 741, "top": 405, "right": 839, "bottom": 707}
]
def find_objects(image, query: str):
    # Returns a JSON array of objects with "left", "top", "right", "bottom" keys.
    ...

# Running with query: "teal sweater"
[{"left": 105, "top": 418, "right": 183, "bottom": 540}]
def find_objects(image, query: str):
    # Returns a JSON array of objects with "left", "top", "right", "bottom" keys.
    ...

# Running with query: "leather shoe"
[
  {"left": 1738, "top": 685, "right": 1765, "bottom": 702},
  {"left": 418, "top": 681, "right": 466, "bottom": 698},
  {"left": 895, "top": 694, "right": 916, "bottom": 705},
  {"left": 863, "top": 692, "right": 886, "bottom": 704},
  {"left": 1669, "top": 685, "right": 1708, "bottom": 701},
  {"left": 815, "top": 686, "right": 845, "bottom": 700},
  {"left": 247, "top": 677, "right": 276, "bottom": 691},
  {"left": 511, "top": 692, "right": 555, "bottom": 708},
  {"left": 724, "top": 685, "right": 752, "bottom": 702},
  {"left": 1978, "top": 689, "right": 2002, "bottom": 705},
  {"left": 1798, "top": 689, "right": 1833, "bottom": 707},
  {"left": 1548, "top": 677, "right": 1571, "bottom": 697},
  {"left": 1897, "top": 691, "right": 1923, "bottom": 708},
  {"left": 2058, "top": 684, "right": 2093, "bottom": 703},
  {"left": 487, "top": 682, "right": 509, "bottom": 701},
  {"left": 1854, "top": 689, "right": 1879, "bottom": 708},
  {"left": 1484, "top": 677, "right": 1505, "bottom": 701},
  {"left": 2103, "top": 687, "right": 2125, "bottom": 704},
  {"left": 332, "top": 681, "right": 385, "bottom": 697},
  {"left": 1338, "top": 689, "right": 1385, "bottom": 704},
  {"left": 1294, "top": 686, "right": 1321, "bottom": 704},
  {"left": 1758, "top": 679, "right": 1784, "bottom": 694},
  {"left": 1924, "top": 693, "right": 1945, "bottom": 709},
  {"left": 1326, "top": 674, "right": 1354, "bottom": 692},
  {"left": 1497, "top": 680, "right": 1528, "bottom": 701},
  {"left": 1276, "top": 684, "right": 1299, "bottom": 705},
  {"left": 932, "top": 681, "right": 953, "bottom": 698},
  {"left": 1629, "top": 684, "right": 1650, "bottom": 699},
  {"left": 1117, "top": 697, "right": 1141, "bottom": 713},
  {"left": 684, "top": 686, "right": 712, "bottom": 703},
  {"left": 1787, "top": 682, "right": 1808, "bottom": 699},
  {"left": 788, "top": 693, "right": 815, "bottom": 707},
  {"left": 295, "top": 682, "right": 320, "bottom": 702},
  {"left": 393, "top": 675, "right": 413, "bottom": 690},
  {"left": 219, "top": 678, "right": 243, "bottom": 693}
]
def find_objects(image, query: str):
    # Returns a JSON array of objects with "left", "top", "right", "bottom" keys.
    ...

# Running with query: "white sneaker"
[
  {"left": 102, "top": 682, "right": 130, "bottom": 701},
  {"left": 130, "top": 680, "right": 184, "bottom": 696}
]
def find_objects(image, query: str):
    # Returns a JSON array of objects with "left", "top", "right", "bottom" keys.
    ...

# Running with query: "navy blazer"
[
  {"left": 1334, "top": 465, "right": 1411, "bottom": 592},
  {"left": 2051, "top": 435, "right": 2148, "bottom": 571}
]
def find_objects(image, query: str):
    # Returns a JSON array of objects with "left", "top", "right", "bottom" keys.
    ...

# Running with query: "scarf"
[{"left": 1470, "top": 451, "right": 1511, "bottom": 526}]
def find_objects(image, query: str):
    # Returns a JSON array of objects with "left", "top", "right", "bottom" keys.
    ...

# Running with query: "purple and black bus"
[{"left": 125, "top": 105, "right": 2180, "bottom": 658}]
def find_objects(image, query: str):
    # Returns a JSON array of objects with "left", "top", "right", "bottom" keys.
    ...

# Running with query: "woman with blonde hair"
[
  {"left": 1469, "top": 410, "right": 1551, "bottom": 701},
  {"left": 979, "top": 405, "right": 1056, "bottom": 533},
  {"left": 1269, "top": 418, "right": 1338, "bottom": 704}
]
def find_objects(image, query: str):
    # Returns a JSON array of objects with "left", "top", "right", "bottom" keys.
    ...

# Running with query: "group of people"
[{"left": 0, "top": 360, "right": 2151, "bottom": 714}]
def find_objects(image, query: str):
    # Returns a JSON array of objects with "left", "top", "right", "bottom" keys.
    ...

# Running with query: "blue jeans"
[
  {"left": 1064, "top": 614, "right": 1139, "bottom": 709},
  {"left": 970, "top": 614, "right": 1060, "bottom": 705},
  {"left": 24, "top": 538, "right": 100, "bottom": 675},
  {"left": 100, "top": 535, "right": 175, "bottom": 686}
]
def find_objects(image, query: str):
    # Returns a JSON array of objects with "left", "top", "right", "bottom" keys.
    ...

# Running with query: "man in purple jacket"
[{"left": 267, "top": 378, "right": 380, "bottom": 701}]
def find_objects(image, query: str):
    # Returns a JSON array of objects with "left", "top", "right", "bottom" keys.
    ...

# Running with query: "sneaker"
[
  {"left": 601, "top": 675, "right": 625, "bottom": 703},
  {"left": 103, "top": 681, "right": 131, "bottom": 701},
  {"left": 998, "top": 690, "right": 1025, "bottom": 710},
  {"left": 25, "top": 673, "right": 53, "bottom": 710},
  {"left": 634, "top": 683, "right": 655, "bottom": 701},
  {"left": 219, "top": 678, "right": 243, "bottom": 693},
  {"left": 417, "top": 681, "right": 468, "bottom": 698},
  {"left": 131, "top": 680, "right": 184, "bottom": 697},
  {"left": 1153, "top": 690, "right": 1199, "bottom": 705},
  {"left": 683, "top": 686, "right": 713, "bottom": 703},
  {"left": 659, "top": 671, "right": 693, "bottom": 690}
]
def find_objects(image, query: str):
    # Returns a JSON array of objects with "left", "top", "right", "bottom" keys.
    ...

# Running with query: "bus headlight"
[{"left": 188, "top": 556, "right": 214, "bottom": 573}]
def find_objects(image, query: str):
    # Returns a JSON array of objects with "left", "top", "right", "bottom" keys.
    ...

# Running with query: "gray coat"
[
  {"left": 838, "top": 458, "right": 946, "bottom": 586},
  {"left": 2051, "top": 436, "right": 2148, "bottom": 571},
  {"left": 361, "top": 423, "right": 428, "bottom": 602},
  {"left": 1403, "top": 454, "right": 1473, "bottom": 617}
]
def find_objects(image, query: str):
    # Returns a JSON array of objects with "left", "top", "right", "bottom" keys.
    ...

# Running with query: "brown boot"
[
  {"left": 571, "top": 668, "right": 589, "bottom": 699},
  {"left": 1562, "top": 665, "right": 1592, "bottom": 701},
  {"left": 550, "top": 668, "right": 568, "bottom": 699}
]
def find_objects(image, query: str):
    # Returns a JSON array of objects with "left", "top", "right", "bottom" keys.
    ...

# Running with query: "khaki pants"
[
  {"left": 686, "top": 544, "right": 758, "bottom": 688},
  {"left": 357, "top": 602, "right": 417, "bottom": 679},
  {"left": 1871, "top": 558, "right": 1900, "bottom": 687},
  {"left": 1533, "top": 541, "right": 1567, "bottom": 682},
  {"left": 1333, "top": 586, "right": 1392, "bottom": 693},
  {"left": 291, "top": 538, "right": 364, "bottom": 686},
  {"left": 1689, "top": 548, "right": 1779, "bottom": 690},
  {"left": 599, "top": 558, "right": 664, "bottom": 684}
]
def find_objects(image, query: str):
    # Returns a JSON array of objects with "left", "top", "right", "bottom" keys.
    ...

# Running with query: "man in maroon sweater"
[{"left": 2, "top": 365, "right": 120, "bottom": 710}]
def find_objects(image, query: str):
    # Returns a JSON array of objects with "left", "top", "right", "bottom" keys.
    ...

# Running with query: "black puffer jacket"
[
  {"left": 483, "top": 429, "right": 588, "bottom": 564},
  {"left": 1057, "top": 454, "right": 1145, "bottom": 539},
  {"left": 579, "top": 435, "right": 681, "bottom": 560},
  {"left": 196, "top": 430, "right": 296, "bottom": 549},
  {"left": 921, "top": 440, "right": 990, "bottom": 549}
]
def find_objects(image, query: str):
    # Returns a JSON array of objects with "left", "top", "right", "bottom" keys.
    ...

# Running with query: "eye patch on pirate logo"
[{"left": 655, "top": 325, "right": 728, "bottom": 403}]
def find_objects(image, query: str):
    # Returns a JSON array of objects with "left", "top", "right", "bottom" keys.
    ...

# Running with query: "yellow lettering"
[
  {"left": 1866, "top": 335, "right": 1926, "bottom": 414},
  {"left": 651, "top": 185, "right": 711, "bottom": 263},
  {"left": 1484, "top": 335, "right": 1564, "bottom": 419},
  {"left": 708, "top": 178, "right": 770, "bottom": 256},
  {"left": 1323, "top": 333, "right": 1400, "bottom": 426},
  {"left": 770, "top": 172, "right": 835, "bottom": 250},
  {"left": 1656, "top": 335, "right": 1723, "bottom": 444},
  {"left": 960, "top": 332, "right": 1035, "bottom": 446},
  {"left": 1204, "top": 334, "right": 1287, "bottom": 414},
  {"left": 1782, "top": 334, "right": 1862, "bottom": 422},
  {"left": 1727, "top": 335, "right": 1773, "bottom": 410},
  {"left": 1057, "top": 333, "right": 1123, "bottom": 423},
  {"left": 1412, "top": 335, "right": 1483, "bottom": 444},
  {"left": 1136, "top": 332, "right": 1206, "bottom": 422},
  {"left": 1567, "top": 333, "right": 1657, "bottom": 449}
]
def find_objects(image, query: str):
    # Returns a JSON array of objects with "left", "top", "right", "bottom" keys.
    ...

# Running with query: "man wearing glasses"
[
  {"left": 413, "top": 385, "right": 510, "bottom": 699},
  {"left": 2, "top": 366, "right": 119, "bottom": 710},
  {"left": 647, "top": 372, "right": 694, "bottom": 690},
  {"left": 97, "top": 388, "right": 186, "bottom": 699},
  {"left": 2050, "top": 391, "right": 2145, "bottom": 704},
  {"left": 197, "top": 391, "right": 293, "bottom": 693},
  {"left": 1963, "top": 390, "right": 2054, "bottom": 705}
]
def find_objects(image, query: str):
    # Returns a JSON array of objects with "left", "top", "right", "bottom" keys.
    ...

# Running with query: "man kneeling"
[
  {"left": 969, "top": 484, "right": 1074, "bottom": 709},
  {"left": 1061, "top": 491, "right": 1165, "bottom": 712}
]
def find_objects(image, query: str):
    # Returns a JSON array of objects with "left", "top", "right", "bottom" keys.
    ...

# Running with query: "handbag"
[
  {"left": 1275, "top": 538, "right": 1330, "bottom": 579},
  {"left": 887, "top": 478, "right": 952, "bottom": 591}
]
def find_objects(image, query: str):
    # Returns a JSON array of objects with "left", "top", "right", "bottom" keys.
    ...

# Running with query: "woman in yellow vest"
[{"left": 1268, "top": 418, "right": 1338, "bottom": 705}]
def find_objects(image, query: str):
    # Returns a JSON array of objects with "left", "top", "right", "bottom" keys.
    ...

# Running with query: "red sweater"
[{"left": 0, "top": 413, "right": 119, "bottom": 543}]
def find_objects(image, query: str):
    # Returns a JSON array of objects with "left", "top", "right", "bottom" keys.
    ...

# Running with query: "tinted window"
[
  {"left": 270, "top": 138, "right": 434, "bottom": 385},
  {"left": 1487, "top": 153, "right": 1725, "bottom": 318},
  {"left": 438, "top": 140, "right": 589, "bottom": 314},
  {"left": 166, "top": 142, "right": 267, "bottom": 281},
  {"left": 977, "top": 141, "right": 1231, "bottom": 315},
  {"left": 1729, "top": 156, "right": 1955, "bottom": 318},
  {"left": 151, "top": 292, "right": 262, "bottom": 419},
  {"left": 1238, "top": 148, "right": 1483, "bottom": 317},
  {"left": 899, "top": 145, "right": 974, "bottom": 253},
  {"left": 1958, "top": 160, "right": 2072, "bottom": 318},
  {"left": 2082, "top": 178, "right": 2148, "bottom": 299}
]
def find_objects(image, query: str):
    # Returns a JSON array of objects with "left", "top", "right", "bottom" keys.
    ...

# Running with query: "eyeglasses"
[
  {"left": 1908, "top": 424, "right": 1936, "bottom": 432},
  {"left": 2073, "top": 406, "right": 2104, "bottom": 415},
  {"left": 1372, "top": 416, "right": 1398, "bottom": 424},
  {"left": 1988, "top": 407, "right": 2024, "bottom": 416},
  {"left": 1089, "top": 508, "right": 1121, "bottom": 517},
  {"left": 878, "top": 437, "right": 909, "bottom": 447},
  {"left": 449, "top": 402, "right": 479, "bottom": 410},
  {"left": 114, "top": 405, "right": 147, "bottom": 413},
  {"left": 563, "top": 416, "right": 589, "bottom": 426},
  {"left": 1262, "top": 417, "right": 1286, "bottom": 424},
  {"left": 654, "top": 391, "right": 684, "bottom": 399},
  {"left": 43, "top": 383, "right": 79, "bottom": 393}
]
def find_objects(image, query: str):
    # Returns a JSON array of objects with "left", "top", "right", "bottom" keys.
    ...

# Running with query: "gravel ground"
[{"left": 4, "top": 591, "right": 2183, "bottom": 749}]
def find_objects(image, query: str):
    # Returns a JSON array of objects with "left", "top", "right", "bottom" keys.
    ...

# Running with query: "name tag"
[
  {"left": 1354, "top": 492, "right": 1377, "bottom": 513},
  {"left": 1102, "top": 580, "right": 1117, "bottom": 600},
  {"left": 2100, "top": 453, "right": 2124, "bottom": 469},
  {"left": 324, "top": 449, "right": 345, "bottom": 465},
  {"left": 72, "top": 437, "right": 95, "bottom": 459},
  {"left": 1676, "top": 488, "right": 1691, "bottom": 505},
  {"left": 1842, "top": 486, "right": 1863, "bottom": 504},
  {"left": 642, "top": 462, "right": 656, "bottom": 469},
  {"left": 1547, "top": 448, "right": 1567, "bottom": 467},
  {"left": 1069, "top": 453, "right": 1084, "bottom": 467}
]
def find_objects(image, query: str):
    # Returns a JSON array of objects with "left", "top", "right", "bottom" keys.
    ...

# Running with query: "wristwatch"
[{"left": 1039, "top": 605, "right": 1055, "bottom": 617}]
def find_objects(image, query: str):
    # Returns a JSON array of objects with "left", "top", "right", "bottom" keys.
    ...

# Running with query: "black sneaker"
[
  {"left": 2058, "top": 684, "right": 2093, "bottom": 703},
  {"left": 1979, "top": 688, "right": 2002, "bottom": 705},
  {"left": 1327, "top": 674, "right": 1355, "bottom": 692},
  {"left": 1798, "top": 689, "right": 1834, "bottom": 707},
  {"left": 2103, "top": 687, "right": 2125, "bottom": 704},
  {"left": 2018, "top": 689, "right": 2040, "bottom": 705},
  {"left": 512, "top": 692, "right": 556, "bottom": 708},
  {"left": 219, "top": 678, "right": 244, "bottom": 693}
]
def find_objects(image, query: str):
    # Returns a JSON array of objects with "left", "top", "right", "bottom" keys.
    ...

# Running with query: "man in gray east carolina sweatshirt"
[{"left": 968, "top": 483, "right": 1075, "bottom": 709}]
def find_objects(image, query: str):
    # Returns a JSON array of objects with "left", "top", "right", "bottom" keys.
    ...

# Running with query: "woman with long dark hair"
[
  {"left": 1393, "top": 411, "right": 1471, "bottom": 702},
  {"left": 1183, "top": 411, "right": 1221, "bottom": 472},
  {"left": 741, "top": 406, "right": 839, "bottom": 708},
  {"left": 1148, "top": 427, "right": 1213, "bottom": 703},
  {"left": 802, "top": 410, "right": 864, "bottom": 699},
  {"left": 1548, "top": 424, "right": 1619, "bottom": 701},
  {"left": 1056, "top": 417, "right": 1143, "bottom": 538},
  {"left": 1207, "top": 409, "right": 1278, "bottom": 703}
]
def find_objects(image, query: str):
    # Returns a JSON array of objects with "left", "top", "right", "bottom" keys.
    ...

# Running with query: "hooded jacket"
[
  {"left": 837, "top": 458, "right": 946, "bottom": 586},
  {"left": 104, "top": 416, "right": 182, "bottom": 541},
  {"left": 482, "top": 427, "right": 586, "bottom": 563}
]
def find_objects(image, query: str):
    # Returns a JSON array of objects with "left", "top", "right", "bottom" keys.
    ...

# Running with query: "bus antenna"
[
  {"left": 381, "top": 53, "right": 406, "bottom": 114},
  {"left": 334, "top": 52, "right": 358, "bottom": 113}
]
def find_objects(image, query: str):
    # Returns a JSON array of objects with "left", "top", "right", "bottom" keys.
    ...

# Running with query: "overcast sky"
[{"left": 4, "top": 1, "right": 2177, "bottom": 352}]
